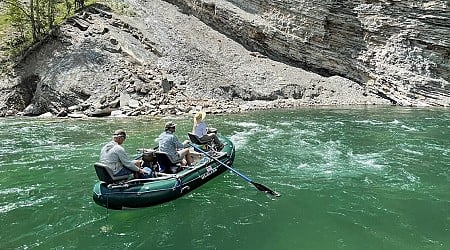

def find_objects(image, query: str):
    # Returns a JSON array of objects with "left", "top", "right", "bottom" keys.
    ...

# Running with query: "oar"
[{"left": 188, "top": 143, "right": 280, "bottom": 197}]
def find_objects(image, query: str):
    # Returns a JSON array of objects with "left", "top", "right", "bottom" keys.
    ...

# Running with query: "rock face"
[
  {"left": 167, "top": 0, "right": 449, "bottom": 106},
  {"left": 0, "top": 0, "right": 448, "bottom": 117}
]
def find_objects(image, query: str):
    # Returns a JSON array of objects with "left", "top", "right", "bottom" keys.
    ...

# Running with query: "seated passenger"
[
  {"left": 158, "top": 122, "right": 192, "bottom": 167},
  {"left": 100, "top": 129, "right": 150, "bottom": 178},
  {"left": 192, "top": 111, "right": 224, "bottom": 150}
]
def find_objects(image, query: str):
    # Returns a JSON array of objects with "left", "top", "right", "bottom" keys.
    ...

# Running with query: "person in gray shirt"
[
  {"left": 100, "top": 129, "right": 149, "bottom": 177},
  {"left": 158, "top": 122, "right": 192, "bottom": 167}
]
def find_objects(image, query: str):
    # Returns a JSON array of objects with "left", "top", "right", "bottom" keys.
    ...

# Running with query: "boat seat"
[
  {"left": 188, "top": 132, "right": 212, "bottom": 144},
  {"left": 94, "top": 163, "right": 129, "bottom": 184},
  {"left": 188, "top": 132, "right": 214, "bottom": 151},
  {"left": 155, "top": 151, "right": 181, "bottom": 174}
]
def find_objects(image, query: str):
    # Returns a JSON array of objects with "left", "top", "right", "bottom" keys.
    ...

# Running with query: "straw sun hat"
[{"left": 194, "top": 111, "right": 206, "bottom": 121}]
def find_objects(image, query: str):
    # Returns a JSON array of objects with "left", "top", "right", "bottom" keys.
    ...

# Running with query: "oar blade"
[{"left": 251, "top": 181, "right": 281, "bottom": 197}]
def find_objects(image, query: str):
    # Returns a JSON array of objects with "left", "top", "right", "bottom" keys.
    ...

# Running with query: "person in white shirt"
[{"left": 192, "top": 111, "right": 224, "bottom": 150}]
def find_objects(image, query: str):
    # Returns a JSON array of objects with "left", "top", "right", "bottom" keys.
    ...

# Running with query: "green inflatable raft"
[{"left": 92, "top": 135, "right": 235, "bottom": 209}]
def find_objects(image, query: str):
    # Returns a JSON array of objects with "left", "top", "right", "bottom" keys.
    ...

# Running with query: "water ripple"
[{"left": 0, "top": 195, "right": 55, "bottom": 213}]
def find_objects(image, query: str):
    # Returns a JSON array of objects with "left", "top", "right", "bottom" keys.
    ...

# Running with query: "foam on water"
[
  {"left": 401, "top": 148, "right": 424, "bottom": 155},
  {"left": 0, "top": 183, "right": 55, "bottom": 213},
  {"left": 0, "top": 195, "right": 56, "bottom": 213},
  {"left": 237, "top": 117, "right": 426, "bottom": 193},
  {"left": 231, "top": 121, "right": 260, "bottom": 128},
  {"left": 228, "top": 121, "right": 269, "bottom": 149},
  {"left": 354, "top": 119, "right": 385, "bottom": 125},
  {"left": 229, "top": 130, "right": 251, "bottom": 150}
]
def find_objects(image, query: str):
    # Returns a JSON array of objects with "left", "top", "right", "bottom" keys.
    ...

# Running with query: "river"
[{"left": 0, "top": 106, "right": 448, "bottom": 249}]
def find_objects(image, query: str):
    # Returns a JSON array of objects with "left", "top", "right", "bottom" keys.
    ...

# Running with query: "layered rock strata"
[{"left": 167, "top": 0, "right": 450, "bottom": 106}]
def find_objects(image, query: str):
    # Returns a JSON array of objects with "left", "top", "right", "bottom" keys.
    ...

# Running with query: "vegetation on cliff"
[
  {"left": 0, "top": 0, "right": 135, "bottom": 72},
  {"left": 1, "top": 0, "right": 83, "bottom": 71}
]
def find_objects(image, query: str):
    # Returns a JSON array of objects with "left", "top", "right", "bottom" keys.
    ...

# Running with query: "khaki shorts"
[{"left": 173, "top": 148, "right": 189, "bottom": 163}]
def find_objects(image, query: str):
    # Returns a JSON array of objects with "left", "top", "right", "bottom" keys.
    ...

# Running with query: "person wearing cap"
[
  {"left": 100, "top": 129, "right": 150, "bottom": 178},
  {"left": 158, "top": 121, "right": 193, "bottom": 167},
  {"left": 193, "top": 111, "right": 224, "bottom": 150}
]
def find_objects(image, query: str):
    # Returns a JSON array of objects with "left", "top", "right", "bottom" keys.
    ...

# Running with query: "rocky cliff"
[
  {"left": 168, "top": 0, "right": 450, "bottom": 106},
  {"left": 0, "top": 0, "right": 448, "bottom": 117}
]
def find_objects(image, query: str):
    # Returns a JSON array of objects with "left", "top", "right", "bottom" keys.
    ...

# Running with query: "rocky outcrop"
[
  {"left": 0, "top": 1, "right": 393, "bottom": 117},
  {"left": 0, "top": 5, "right": 225, "bottom": 117},
  {"left": 5, "top": 0, "right": 448, "bottom": 117},
  {"left": 166, "top": 0, "right": 450, "bottom": 106}
]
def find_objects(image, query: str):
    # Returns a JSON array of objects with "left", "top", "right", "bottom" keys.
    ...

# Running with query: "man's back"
[
  {"left": 100, "top": 140, "right": 137, "bottom": 175},
  {"left": 159, "top": 131, "right": 181, "bottom": 162}
]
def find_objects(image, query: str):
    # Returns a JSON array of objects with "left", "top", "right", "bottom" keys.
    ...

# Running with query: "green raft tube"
[{"left": 92, "top": 135, "right": 235, "bottom": 210}]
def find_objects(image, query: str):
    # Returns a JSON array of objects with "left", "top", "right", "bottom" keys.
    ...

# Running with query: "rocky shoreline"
[{"left": 0, "top": 1, "right": 399, "bottom": 118}]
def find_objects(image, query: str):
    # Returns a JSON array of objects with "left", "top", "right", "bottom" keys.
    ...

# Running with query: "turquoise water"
[{"left": 0, "top": 107, "right": 449, "bottom": 249}]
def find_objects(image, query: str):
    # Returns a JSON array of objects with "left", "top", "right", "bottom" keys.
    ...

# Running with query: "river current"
[{"left": 0, "top": 107, "right": 448, "bottom": 249}]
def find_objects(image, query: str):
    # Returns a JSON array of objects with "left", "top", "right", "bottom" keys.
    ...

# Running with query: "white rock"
[{"left": 38, "top": 112, "right": 53, "bottom": 118}]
